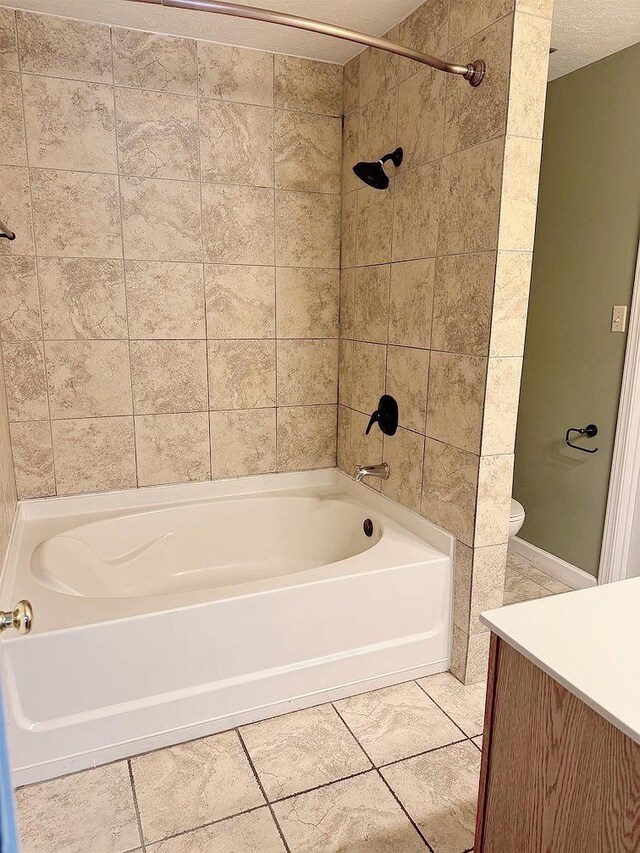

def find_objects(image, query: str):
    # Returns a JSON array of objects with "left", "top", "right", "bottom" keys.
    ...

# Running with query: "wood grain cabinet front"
[{"left": 475, "top": 635, "right": 640, "bottom": 852}]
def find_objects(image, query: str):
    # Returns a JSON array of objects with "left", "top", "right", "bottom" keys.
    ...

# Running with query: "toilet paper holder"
[{"left": 565, "top": 423, "right": 599, "bottom": 454}]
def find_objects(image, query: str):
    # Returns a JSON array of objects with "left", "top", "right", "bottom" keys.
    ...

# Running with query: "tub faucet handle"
[{"left": 0, "top": 600, "right": 33, "bottom": 635}]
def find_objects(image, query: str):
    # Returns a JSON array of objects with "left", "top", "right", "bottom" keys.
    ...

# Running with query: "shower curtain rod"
[{"left": 128, "top": 0, "right": 486, "bottom": 86}]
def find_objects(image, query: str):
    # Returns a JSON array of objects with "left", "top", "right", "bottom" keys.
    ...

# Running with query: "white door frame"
[{"left": 599, "top": 237, "right": 640, "bottom": 584}]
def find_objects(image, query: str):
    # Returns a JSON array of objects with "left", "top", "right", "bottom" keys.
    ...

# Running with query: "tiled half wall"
[
  {"left": 337, "top": 0, "right": 553, "bottom": 681},
  {"left": 0, "top": 6, "right": 342, "bottom": 497}
]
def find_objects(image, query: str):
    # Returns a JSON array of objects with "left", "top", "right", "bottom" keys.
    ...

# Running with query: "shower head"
[{"left": 353, "top": 147, "right": 403, "bottom": 190}]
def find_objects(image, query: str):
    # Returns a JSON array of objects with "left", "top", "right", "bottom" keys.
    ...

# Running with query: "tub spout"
[{"left": 354, "top": 463, "right": 390, "bottom": 483}]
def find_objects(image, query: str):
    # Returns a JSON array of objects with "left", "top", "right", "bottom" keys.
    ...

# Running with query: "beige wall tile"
[
  {"left": 427, "top": 351, "right": 486, "bottom": 454},
  {"left": 115, "top": 88, "right": 199, "bottom": 181},
  {"left": 489, "top": 251, "right": 532, "bottom": 356},
  {"left": 421, "top": 438, "right": 479, "bottom": 545},
  {"left": 276, "top": 268, "right": 339, "bottom": 339},
  {"left": 198, "top": 42, "right": 273, "bottom": 106},
  {"left": 448, "top": 0, "right": 512, "bottom": 48},
  {"left": 453, "top": 541, "right": 473, "bottom": 633},
  {"left": 438, "top": 137, "right": 503, "bottom": 255},
  {"left": 16, "top": 11, "right": 112, "bottom": 82},
  {"left": 206, "top": 264, "right": 274, "bottom": 339},
  {"left": 498, "top": 135, "right": 543, "bottom": 251},
  {"left": 432, "top": 253, "right": 496, "bottom": 356},
  {"left": 482, "top": 356, "right": 522, "bottom": 454},
  {"left": 360, "top": 88, "right": 397, "bottom": 164},
  {"left": 131, "top": 340, "right": 207, "bottom": 414},
  {"left": 46, "top": 340, "right": 132, "bottom": 418},
  {"left": 202, "top": 184, "right": 274, "bottom": 265},
  {"left": 0, "top": 8, "right": 18, "bottom": 71},
  {"left": 31, "top": 169, "right": 120, "bottom": 259},
  {"left": 135, "top": 412, "right": 210, "bottom": 486},
  {"left": 51, "top": 416, "right": 135, "bottom": 495},
  {"left": 474, "top": 452, "right": 514, "bottom": 547},
  {"left": 339, "top": 268, "right": 356, "bottom": 340},
  {"left": 120, "top": 176, "right": 201, "bottom": 262},
  {"left": 38, "top": 258, "right": 127, "bottom": 340},
  {"left": 516, "top": 0, "right": 553, "bottom": 18},
  {"left": 353, "top": 265, "right": 390, "bottom": 344},
  {"left": 208, "top": 340, "right": 276, "bottom": 410},
  {"left": 275, "top": 191, "right": 340, "bottom": 268},
  {"left": 465, "top": 632, "right": 491, "bottom": 683},
  {"left": 337, "top": 405, "right": 383, "bottom": 481},
  {"left": 356, "top": 185, "right": 393, "bottom": 266},
  {"left": 339, "top": 340, "right": 386, "bottom": 414},
  {"left": 274, "top": 55, "right": 342, "bottom": 116},
  {"left": 398, "top": 0, "right": 449, "bottom": 71},
  {"left": 10, "top": 420, "right": 55, "bottom": 498},
  {"left": 277, "top": 405, "right": 337, "bottom": 470},
  {"left": 274, "top": 111, "right": 341, "bottom": 194},
  {"left": 112, "top": 28, "right": 197, "bottom": 95},
  {"left": 0, "top": 166, "right": 34, "bottom": 256},
  {"left": 343, "top": 54, "right": 360, "bottom": 115},
  {"left": 341, "top": 190, "right": 357, "bottom": 269},
  {"left": 127, "top": 261, "right": 206, "bottom": 340},
  {"left": 392, "top": 161, "right": 440, "bottom": 261},
  {"left": 341, "top": 111, "right": 359, "bottom": 195},
  {"left": 358, "top": 44, "right": 399, "bottom": 108},
  {"left": 0, "top": 72, "right": 26, "bottom": 166},
  {"left": 382, "top": 427, "right": 425, "bottom": 512},
  {"left": 444, "top": 15, "right": 513, "bottom": 155},
  {"left": 277, "top": 339, "right": 338, "bottom": 406},
  {"left": 450, "top": 624, "right": 469, "bottom": 682},
  {"left": 469, "top": 544, "right": 508, "bottom": 633},
  {"left": 0, "top": 257, "right": 41, "bottom": 340},
  {"left": 23, "top": 75, "right": 116, "bottom": 173},
  {"left": 388, "top": 259, "right": 434, "bottom": 349},
  {"left": 210, "top": 408, "right": 276, "bottom": 479},
  {"left": 386, "top": 346, "right": 429, "bottom": 433},
  {"left": 397, "top": 67, "right": 445, "bottom": 171},
  {"left": 507, "top": 12, "right": 552, "bottom": 138},
  {"left": 200, "top": 100, "right": 273, "bottom": 187},
  {"left": 2, "top": 341, "right": 48, "bottom": 421}
]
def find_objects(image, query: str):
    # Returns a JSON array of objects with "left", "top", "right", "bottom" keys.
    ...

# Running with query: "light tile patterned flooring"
[{"left": 16, "top": 551, "right": 571, "bottom": 853}]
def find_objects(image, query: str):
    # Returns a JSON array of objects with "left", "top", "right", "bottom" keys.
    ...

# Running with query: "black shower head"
[{"left": 353, "top": 147, "right": 403, "bottom": 190}]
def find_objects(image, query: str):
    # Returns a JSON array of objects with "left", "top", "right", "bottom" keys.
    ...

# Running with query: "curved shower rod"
[{"left": 128, "top": 0, "right": 486, "bottom": 86}]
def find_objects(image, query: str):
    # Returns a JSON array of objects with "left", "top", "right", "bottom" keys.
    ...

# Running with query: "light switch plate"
[{"left": 612, "top": 305, "right": 627, "bottom": 333}]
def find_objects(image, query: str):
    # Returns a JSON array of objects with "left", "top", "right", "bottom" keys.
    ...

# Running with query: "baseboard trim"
[{"left": 510, "top": 537, "right": 597, "bottom": 590}]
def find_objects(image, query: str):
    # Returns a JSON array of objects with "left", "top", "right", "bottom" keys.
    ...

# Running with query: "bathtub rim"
[{"left": 0, "top": 469, "right": 454, "bottom": 636}]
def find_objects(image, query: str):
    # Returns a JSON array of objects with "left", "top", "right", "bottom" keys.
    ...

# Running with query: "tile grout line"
[
  {"left": 413, "top": 679, "right": 477, "bottom": 741},
  {"left": 236, "top": 728, "right": 292, "bottom": 853},
  {"left": 127, "top": 759, "right": 147, "bottom": 853},
  {"left": 331, "top": 701, "right": 434, "bottom": 852}
]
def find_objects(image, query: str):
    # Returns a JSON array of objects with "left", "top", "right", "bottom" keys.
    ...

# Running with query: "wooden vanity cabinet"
[{"left": 474, "top": 635, "right": 640, "bottom": 852}]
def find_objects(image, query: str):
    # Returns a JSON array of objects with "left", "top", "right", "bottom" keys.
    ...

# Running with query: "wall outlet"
[{"left": 611, "top": 305, "right": 627, "bottom": 333}]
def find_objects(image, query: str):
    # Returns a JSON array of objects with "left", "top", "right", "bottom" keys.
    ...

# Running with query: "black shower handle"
[
  {"left": 365, "top": 395, "right": 398, "bottom": 436},
  {"left": 565, "top": 424, "right": 599, "bottom": 454}
]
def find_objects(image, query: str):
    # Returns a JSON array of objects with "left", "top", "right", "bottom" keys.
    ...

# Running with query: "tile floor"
[{"left": 16, "top": 550, "right": 572, "bottom": 853}]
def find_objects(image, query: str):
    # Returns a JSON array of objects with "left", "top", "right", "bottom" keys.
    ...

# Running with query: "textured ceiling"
[
  {"left": 7, "top": 0, "right": 640, "bottom": 77},
  {"left": 549, "top": 0, "right": 640, "bottom": 80}
]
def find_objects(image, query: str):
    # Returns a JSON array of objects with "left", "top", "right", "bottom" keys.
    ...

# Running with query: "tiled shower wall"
[
  {"left": 0, "top": 357, "right": 16, "bottom": 559},
  {"left": 337, "top": 0, "right": 553, "bottom": 681},
  {"left": 0, "top": 6, "right": 342, "bottom": 498}
]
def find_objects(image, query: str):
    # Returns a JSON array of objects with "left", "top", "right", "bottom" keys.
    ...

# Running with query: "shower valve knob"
[{"left": 365, "top": 395, "right": 399, "bottom": 437}]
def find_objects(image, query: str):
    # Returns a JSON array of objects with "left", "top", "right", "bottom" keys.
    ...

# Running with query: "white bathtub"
[{"left": 0, "top": 469, "right": 453, "bottom": 785}]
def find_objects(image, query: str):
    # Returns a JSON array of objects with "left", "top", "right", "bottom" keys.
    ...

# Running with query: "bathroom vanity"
[{"left": 475, "top": 579, "right": 640, "bottom": 852}]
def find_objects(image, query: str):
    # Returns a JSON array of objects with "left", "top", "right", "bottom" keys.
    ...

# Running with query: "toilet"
[{"left": 509, "top": 499, "right": 525, "bottom": 538}]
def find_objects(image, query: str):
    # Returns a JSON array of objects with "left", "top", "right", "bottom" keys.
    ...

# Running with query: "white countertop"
[{"left": 481, "top": 577, "right": 640, "bottom": 745}]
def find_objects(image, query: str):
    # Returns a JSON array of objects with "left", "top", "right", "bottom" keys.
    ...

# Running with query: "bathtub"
[{"left": 0, "top": 469, "right": 453, "bottom": 785}]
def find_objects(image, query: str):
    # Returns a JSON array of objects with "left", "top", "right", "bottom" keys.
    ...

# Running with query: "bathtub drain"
[{"left": 363, "top": 519, "right": 374, "bottom": 537}]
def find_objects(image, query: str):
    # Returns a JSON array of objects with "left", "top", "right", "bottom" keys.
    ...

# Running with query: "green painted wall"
[{"left": 514, "top": 42, "right": 640, "bottom": 577}]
